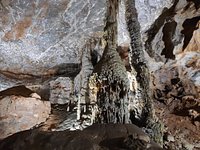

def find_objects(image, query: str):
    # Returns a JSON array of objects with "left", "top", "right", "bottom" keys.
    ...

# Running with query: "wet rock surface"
[{"left": 0, "top": 124, "right": 163, "bottom": 150}]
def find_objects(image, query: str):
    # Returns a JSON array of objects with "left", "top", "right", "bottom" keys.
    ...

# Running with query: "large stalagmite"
[{"left": 88, "top": 0, "right": 130, "bottom": 123}]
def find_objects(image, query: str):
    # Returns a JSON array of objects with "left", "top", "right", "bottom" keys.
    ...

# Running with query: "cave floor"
[{"left": 154, "top": 100, "right": 200, "bottom": 149}]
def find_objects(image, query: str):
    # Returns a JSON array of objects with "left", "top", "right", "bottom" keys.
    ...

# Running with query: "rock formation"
[{"left": 0, "top": 86, "right": 50, "bottom": 139}]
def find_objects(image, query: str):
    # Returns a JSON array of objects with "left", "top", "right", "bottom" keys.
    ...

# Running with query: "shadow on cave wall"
[
  {"left": 161, "top": 21, "right": 177, "bottom": 60},
  {"left": 145, "top": 0, "right": 179, "bottom": 58},
  {"left": 181, "top": 16, "right": 200, "bottom": 51}
]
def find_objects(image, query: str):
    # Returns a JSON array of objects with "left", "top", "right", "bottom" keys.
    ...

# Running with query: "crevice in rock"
[
  {"left": 0, "top": 85, "right": 33, "bottom": 98},
  {"left": 91, "top": 50, "right": 98, "bottom": 67},
  {"left": 0, "top": 63, "right": 81, "bottom": 83},
  {"left": 181, "top": 16, "right": 200, "bottom": 50},
  {"left": 145, "top": 0, "right": 179, "bottom": 58},
  {"left": 161, "top": 21, "right": 177, "bottom": 59}
]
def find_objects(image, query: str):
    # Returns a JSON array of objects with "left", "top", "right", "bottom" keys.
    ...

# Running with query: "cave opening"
[
  {"left": 161, "top": 20, "right": 177, "bottom": 59},
  {"left": 181, "top": 16, "right": 200, "bottom": 50}
]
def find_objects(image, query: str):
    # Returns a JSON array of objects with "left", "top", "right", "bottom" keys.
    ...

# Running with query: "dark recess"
[
  {"left": 181, "top": 16, "right": 200, "bottom": 50},
  {"left": 91, "top": 50, "right": 98, "bottom": 66},
  {"left": 0, "top": 85, "right": 33, "bottom": 98},
  {"left": 161, "top": 21, "right": 177, "bottom": 59},
  {"left": 145, "top": 0, "right": 179, "bottom": 58},
  {"left": 187, "top": 0, "right": 200, "bottom": 9}
]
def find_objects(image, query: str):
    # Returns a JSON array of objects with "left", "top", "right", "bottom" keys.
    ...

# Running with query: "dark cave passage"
[
  {"left": 161, "top": 21, "right": 177, "bottom": 59},
  {"left": 181, "top": 16, "right": 200, "bottom": 50}
]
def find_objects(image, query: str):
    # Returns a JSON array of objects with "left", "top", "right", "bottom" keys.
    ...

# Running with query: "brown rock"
[
  {"left": 0, "top": 95, "right": 51, "bottom": 139},
  {"left": 182, "top": 95, "right": 195, "bottom": 101},
  {"left": 0, "top": 124, "right": 163, "bottom": 150}
]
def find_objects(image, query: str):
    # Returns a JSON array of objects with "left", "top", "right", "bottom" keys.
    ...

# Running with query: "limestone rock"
[
  {"left": 0, "top": 95, "right": 51, "bottom": 139},
  {"left": 0, "top": 0, "right": 106, "bottom": 79},
  {"left": 135, "top": 0, "right": 174, "bottom": 32},
  {"left": 177, "top": 52, "right": 200, "bottom": 97},
  {"left": 144, "top": 0, "right": 200, "bottom": 60},
  {"left": 117, "top": 0, "right": 130, "bottom": 46},
  {"left": 30, "top": 93, "right": 41, "bottom": 99},
  {"left": 49, "top": 77, "right": 73, "bottom": 104}
]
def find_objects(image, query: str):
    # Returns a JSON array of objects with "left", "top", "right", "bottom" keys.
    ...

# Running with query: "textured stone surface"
[
  {"left": 145, "top": 0, "right": 200, "bottom": 60},
  {"left": 147, "top": 1, "right": 200, "bottom": 147},
  {"left": 125, "top": 0, "right": 164, "bottom": 144},
  {"left": 0, "top": 124, "right": 163, "bottom": 150},
  {"left": 117, "top": 0, "right": 130, "bottom": 46},
  {"left": 0, "top": 94, "right": 50, "bottom": 139},
  {"left": 0, "top": 0, "right": 106, "bottom": 78},
  {"left": 135, "top": 0, "right": 173, "bottom": 32},
  {"left": 177, "top": 52, "right": 200, "bottom": 97},
  {"left": 0, "top": 0, "right": 199, "bottom": 148},
  {"left": 49, "top": 77, "right": 73, "bottom": 104}
]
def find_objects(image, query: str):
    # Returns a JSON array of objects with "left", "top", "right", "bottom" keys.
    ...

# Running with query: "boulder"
[
  {"left": 0, "top": 124, "right": 163, "bottom": 150},
  {"left": 0, "top": 94, "right": 50, "bottom": 139}
]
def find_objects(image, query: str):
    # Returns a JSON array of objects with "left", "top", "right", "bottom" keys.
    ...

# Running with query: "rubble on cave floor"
[
  {"left": 152, "top": 62, "right": 200, "bottom": 150},
  {"left": 154, "top": 100, "right": 200, "bottom": 150}
]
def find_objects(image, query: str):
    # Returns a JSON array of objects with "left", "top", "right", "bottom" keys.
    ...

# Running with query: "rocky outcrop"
[
  {"left": 144, "top": 0, "right": 200, "bottom": 60},
  {"left": 0, "top": 124, "right": 163, "bottom": 150},
  {"left": 148, "top": 0, "right": 200, "bottom": 103},
  {"left": 0, "top": 86, "right": 51, "bottom": 139},
  {"left": 184, "top": 20, "right": 200, "bottom": 52},
  {"left": 0, "top": 0, "right": 106, "bottom": 89}
]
